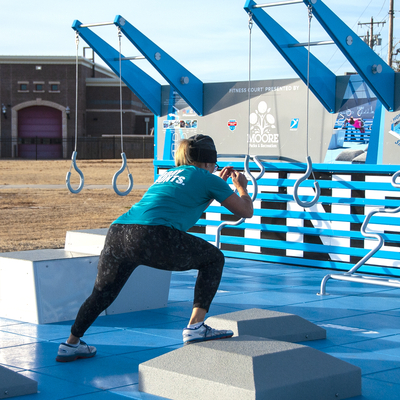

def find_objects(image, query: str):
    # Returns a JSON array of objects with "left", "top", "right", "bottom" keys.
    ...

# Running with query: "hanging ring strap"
[
  {"left": 293, "top": 156, "right": 321, "bottom": 208},
  {"left": 247, "top": 12, "right": 253, "bottom": 156},
  {"left": 112, "top": 27, "right": 133, "bottom": 196},
  {"left": 112, "top": 152, "right": 133, "bottom": 196},
  {"left": 66, "top": 31, "right": 84, "bottom": 194},
  {"left": 112, "top": 152, "right": 134, "bottom": 196},
  {"left": 66, "top": 151, "right": 85, "bottom": 194},
  {"left": 215, "top": 155, "right": 265, "bottom": 248},
  {"left": 293, "top": 5, "right": 320, "bottom": 208},
  {"left": 306, "top": 5, "right": 312, "bottom": 157}
]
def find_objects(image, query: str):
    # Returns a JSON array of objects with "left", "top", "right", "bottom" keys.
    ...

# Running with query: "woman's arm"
[{"left": 220, "top": 170, "right": 253, "bottom": 218}]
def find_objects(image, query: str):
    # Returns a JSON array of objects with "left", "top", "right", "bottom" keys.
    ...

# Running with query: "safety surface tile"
[{"left": 0, "top": 258, "right": 399, "bottom": 399}]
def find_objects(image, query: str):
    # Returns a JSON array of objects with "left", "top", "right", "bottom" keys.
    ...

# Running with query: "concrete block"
[
  {"left": 206, "top": 308, "right": 326, "bottom": 342},
  {"left": 0, "top": 249, "right": 100, "bottom": 324},
  {"left": 139, "top": 335, "right": 361, "bottom": 400},
  {"left": 64, "top": 228, "right": 172, "bottom": 316},
  {"left": 0, "top": 365, "right": 37, "bottom": 399}
]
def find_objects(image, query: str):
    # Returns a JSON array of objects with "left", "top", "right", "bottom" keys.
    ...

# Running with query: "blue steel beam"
[
  {"left": 304, "top": 0, "right": 395, "bottom": 111},
  {"left": 72, "top": 20, "right": 161, "bottom": 116},
  {"left": 114, "top": 15, "right": 204, "bottom": 116},
  {"left": 244, "top": 0, "right": 337, "bottom": 113}
]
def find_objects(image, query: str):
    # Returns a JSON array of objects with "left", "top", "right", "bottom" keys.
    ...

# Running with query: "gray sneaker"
[
  {"left": 56, "top": 340, "right": 97, "bottom": 362},
  {"left": 182, "top": 323, "right": 233, "bottom": 345}
]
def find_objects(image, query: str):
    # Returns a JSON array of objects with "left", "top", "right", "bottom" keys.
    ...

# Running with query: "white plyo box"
[
  {"left": 0, "top": 246, "right": 172, "bottom": 324},
  {"left": 65, "top": 228, "right": 172, "bottom": 316},
  {"left": 64, "top": 228, "right": 108, "bottom": 255},
  {"left": 0, "top": 249, "right": 99, "bottom": 324}
]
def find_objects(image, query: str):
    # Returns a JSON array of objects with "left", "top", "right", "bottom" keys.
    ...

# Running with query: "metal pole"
[
  {"left": 370, "top": 17, "right": 374, "bottom": 49},
  {"left": 388, "top": 0, "right": 394, "bottom": 67}
]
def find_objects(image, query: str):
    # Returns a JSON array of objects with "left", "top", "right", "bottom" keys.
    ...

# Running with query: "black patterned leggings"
[{"left": 71, "top": 224, "right": 225, "bottom": 338}]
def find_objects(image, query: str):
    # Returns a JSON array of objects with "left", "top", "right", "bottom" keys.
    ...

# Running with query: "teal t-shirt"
[{"left": 112, "top": 165, "right": 234, "bottom": 232}]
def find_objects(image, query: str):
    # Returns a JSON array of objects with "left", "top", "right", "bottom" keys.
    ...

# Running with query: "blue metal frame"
[
  {"left": 114, "top": 16, "right": 204, "bottom": 116},
  {"left": 367, "top": 101, "right": 385, "bottom": 164},
  {"left": 244, "top": 0, "right": 396, "bottom": 112},
  {"left": 303, "top": 0, "right": 395, "bottom": 112},
  {"left": 72, "top": 20, "right": 162, "bottom": 116},
  {"left": 244, "top": 0, "right": 337, "bottom": 113}
]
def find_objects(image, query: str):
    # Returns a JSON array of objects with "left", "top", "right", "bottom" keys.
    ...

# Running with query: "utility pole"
[
  {"left": 388, "top": 0, "right": 394, "bottom": 67},
  {"left": 358, "top": 18, "right": 385, "bottom": 49}
]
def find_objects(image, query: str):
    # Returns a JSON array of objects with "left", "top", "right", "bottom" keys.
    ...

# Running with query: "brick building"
[{"left": 0, "top": 56, "right": 154, "bottom": 159}]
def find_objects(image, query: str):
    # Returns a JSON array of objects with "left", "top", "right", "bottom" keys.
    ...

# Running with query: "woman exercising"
[{"left": 56, "top": 134, "right": 253, "bottom": 362}]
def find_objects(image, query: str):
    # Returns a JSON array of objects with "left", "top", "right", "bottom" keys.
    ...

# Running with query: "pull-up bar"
[
  {"left": 288, "top": 40, "right": 334, "bottom": 47},
  {"left": 113, "top": 56, "right": 146, "bottom": 61},
  {"left": 78, "top": 22, "right": 114, "bottom": 28},
  {"left": 252, "top": 0, "right": 302, "bottom": 8},
  {"left": 119, "top": 56, "right": 146, "bottom": 61}
]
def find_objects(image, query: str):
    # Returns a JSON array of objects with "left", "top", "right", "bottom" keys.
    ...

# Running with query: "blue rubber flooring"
[{"left": 1, "top": 257, "right": 400, "bottom": 399}]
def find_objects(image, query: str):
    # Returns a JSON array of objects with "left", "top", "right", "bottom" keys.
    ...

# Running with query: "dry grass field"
[{"left": 0, "top": 159, "right": 154, "bottom": 253}]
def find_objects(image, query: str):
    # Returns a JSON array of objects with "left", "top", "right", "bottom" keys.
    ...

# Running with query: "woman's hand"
[
  {"left": 230, "top": 170, "right": 248, "bottom": 191},
  {"left": 218, "top": 166, "right": 234, "bottom": 182},
  {"left": 221, "top": 170, "right": 253, "bottom": 219},
  {"left": 219, "top": 167, "right": 248, "bottom": 191},
  {"left": 219, "top": 168, "right": 253, "bottom": 219}
]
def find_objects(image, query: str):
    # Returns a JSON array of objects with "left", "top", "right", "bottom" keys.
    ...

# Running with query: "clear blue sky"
[{"left": 1, "top": 0, "right": 397, "bottom": 83}]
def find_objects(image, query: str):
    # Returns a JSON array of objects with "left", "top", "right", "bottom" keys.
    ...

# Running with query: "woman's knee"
[
  {"left": 200, "top": 248, "right": 224, "bottom": 276},
  {"left": 214, "top": 248, "right": 225, "bottom": 269}
]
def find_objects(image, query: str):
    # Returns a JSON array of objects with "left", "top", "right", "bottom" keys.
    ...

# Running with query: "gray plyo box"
[
  {"left": 0, "top": 365, "right": 37, "bottom": 399},
  {"left": 139, "top": 335, "right": 361, "bottom": 400},
  {"left": 206, "top": 308, "right": 326, "bottom": 342}
]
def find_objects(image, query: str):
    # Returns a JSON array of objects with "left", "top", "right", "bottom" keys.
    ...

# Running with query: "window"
[
  {"left": 18, "top": 81, "right": 29, "bottom": 93},
  {"left": 33, "top": 82, "right": 45, "bottom": 93},
  {"left": 49, "top": 81, "right": 60, "bottom": 93}
]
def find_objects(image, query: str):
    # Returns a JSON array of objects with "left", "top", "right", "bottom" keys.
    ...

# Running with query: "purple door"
[{"left": 18, "top": 106, "right": 62, "bottom": 159}]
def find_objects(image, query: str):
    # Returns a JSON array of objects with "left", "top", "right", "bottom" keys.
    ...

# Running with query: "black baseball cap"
[{"left": 188, "top": 134, "right": 217, "bottom": 163}]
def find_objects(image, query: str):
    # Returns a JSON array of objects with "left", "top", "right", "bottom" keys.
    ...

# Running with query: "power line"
[{"left": 328, "top": 0, "right": 376, "bottom": 73}]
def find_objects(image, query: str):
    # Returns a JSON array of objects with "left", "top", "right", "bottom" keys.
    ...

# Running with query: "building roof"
[{"left": 0, "top": 55, "right": 116, "bottom": 79}]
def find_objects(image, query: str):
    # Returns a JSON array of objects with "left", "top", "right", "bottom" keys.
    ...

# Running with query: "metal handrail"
[
  {"left": 392, "top": 170, "right": 400, "bottom": 188},
  {"left": 318, "top": 169, "right": 400, "bottom": 295}
]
